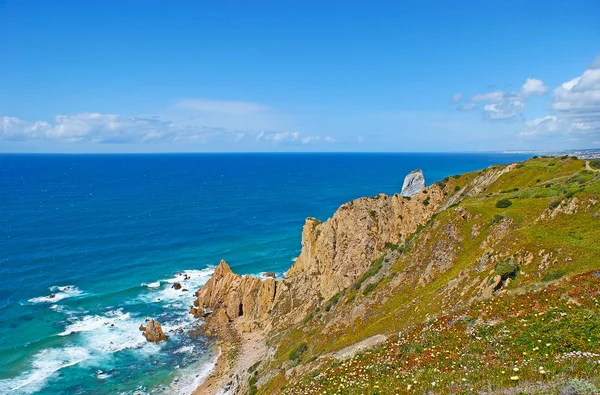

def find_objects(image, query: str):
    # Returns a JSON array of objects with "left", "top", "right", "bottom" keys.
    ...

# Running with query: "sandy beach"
[{"left": 193, "top": 319, "right": 268, "bottom": 395}]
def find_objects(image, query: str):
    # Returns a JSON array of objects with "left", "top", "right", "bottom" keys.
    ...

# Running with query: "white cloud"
[
  {"left": 483, "top": 99, "right": 524, "bottom": 120},
  {"left": 0, "top": 112, "right": 335, "bottom": 147},
  {"left": 451, "top": 93, "right": 463, "bottom": 103},
  {"left": 522, "top": 56, "right": 600, "bottom": 142},
  {"left": 256, "top": 130, "right": 332, "bottom": 145},
  {"left": 1, "top": 113, "right": 196, "bottom": 143},
  {"left": 472, "top": 91, "right": 505, "bottom": 103},
  {"left": 522, "top": 115, "right": 561, "bottom": 137},
  {"left": 521, "top": 78, "right": 548, "bottom": 98},
  {"left": 175, "top": 98, "right": 268, "bottom": 115},
  {"left": 460, "top": 78, "right": 548, "bottom": 121},
  {"left": 457, "top": 103, "right": 477, "bottom": 111}
]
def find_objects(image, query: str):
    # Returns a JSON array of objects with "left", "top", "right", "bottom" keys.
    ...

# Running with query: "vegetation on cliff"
[{"left": 194, "top": 156, "right": 600, "bottom": 394}]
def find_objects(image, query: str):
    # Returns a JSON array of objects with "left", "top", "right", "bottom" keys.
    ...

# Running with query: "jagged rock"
[
  {"left": 195, "top": 260, "right": 277, "bottom": 328},
  {"left": 141, "top": 319, "right": 168, "bottom": 343},
  {"left": 190, "top": 305, "right": 205, "bottom": 318},
  {"left": 263, "top": 272, "right": 276, "bottom": 278},
  {"left": 172, "top": 282, "right": 182, "bottom": 290},
  {"left": 194, "top": 179, "right": 445, "bottom": 330},
  {"left": 401, "top": 169, "right": 425, "bottom": 197},
  {"left": 216, "top": 309, "right": 230, "bottom": 325},
  {"left": 192, "top": 166, "right": 521, "bottom": 332},
  {"left": 48, "top": 294, "right": 56, "bottom": 299}
]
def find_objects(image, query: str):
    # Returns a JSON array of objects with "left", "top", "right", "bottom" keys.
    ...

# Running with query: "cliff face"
[
  {"left": 271, "top": 185, "right": 445, "bottom": 326},
  {"left": 194, "top": 172, "right": 447, "bottom": 330},
  {"left": 191, "top": 157, "right": 600, "bottom": 395},
  {"left": 192, "top": 164, "right": 532, "bottom": 331},
  {"left": 195, "top": 260, "right": 276, "bottom": 330}
]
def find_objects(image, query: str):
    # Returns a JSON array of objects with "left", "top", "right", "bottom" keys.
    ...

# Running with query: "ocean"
[{"left": 0, "top": 153, "right": 531, "bottom": 394}]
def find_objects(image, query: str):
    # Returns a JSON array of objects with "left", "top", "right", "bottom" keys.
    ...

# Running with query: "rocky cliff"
[
  {"left": 191, "top": 156, "right": 600, "bottom": 395},
  {"left": 195, "top": 260, "right": 277, "bottom": 331},
  {"left": 194, "top": 170, "right": 450, "bottom": 330}
]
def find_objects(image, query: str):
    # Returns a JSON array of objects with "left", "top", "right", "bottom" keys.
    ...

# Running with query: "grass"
[
  {"left": 283, "top": 272, "right": 600, "bottom": 395},
  {"left": 352, "top": 255, "right": 385, "bottom": 290},
  {"left": 289, "top": 343, "right": 308, "bottom": 361},
  {"left": 256, "top": 157, "right": 600, "bottom": 394},
  {"left": 495, "top": 258, "right": 518, "bottom": 279}
]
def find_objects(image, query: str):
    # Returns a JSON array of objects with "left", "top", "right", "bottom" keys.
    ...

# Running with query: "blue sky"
[{"left": 1, "top": 0, "right": 599, "bottom": 152}]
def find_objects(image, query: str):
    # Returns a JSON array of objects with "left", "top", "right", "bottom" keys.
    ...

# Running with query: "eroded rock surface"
[
  {"left": 140, "top": 319, "right": 168, "bottom": 343},
  {"left": 195, "top": 260, "right": 276, "bottom": 330},
  {"left": 401, "top": 169, "right": 425, "bottom": 197},
  {"left": 193, "top": 166, "right": 518, "bottom": 332}
]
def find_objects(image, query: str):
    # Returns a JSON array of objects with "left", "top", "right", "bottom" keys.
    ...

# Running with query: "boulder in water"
[{"left": 141, "top": 319, "right": 168, "bottom": 343}]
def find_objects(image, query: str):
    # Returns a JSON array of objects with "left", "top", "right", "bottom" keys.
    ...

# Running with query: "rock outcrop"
[
  {"left": 194, "top": 170, "right": 449, "bottom": 331},
  {"left": 195, "top": 260, "right": 277, "bottom": 330},
  {"left": 401, "top": 169, "right": 425, "bottom": 197},
  {"left": 192, "top": 166, "right": 524, "bottom": 332},
  {"left": 140, "top": 319, "right": 168, "bottom": 343}
]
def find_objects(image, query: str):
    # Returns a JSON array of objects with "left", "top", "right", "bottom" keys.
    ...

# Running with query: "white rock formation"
[{"left": 401, "top": 169, "right": 425, "bottom": 197}]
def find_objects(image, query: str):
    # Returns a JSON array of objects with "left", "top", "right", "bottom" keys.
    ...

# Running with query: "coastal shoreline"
[{"left": 192, "top": 316, "right": 268, "bottom": 395}]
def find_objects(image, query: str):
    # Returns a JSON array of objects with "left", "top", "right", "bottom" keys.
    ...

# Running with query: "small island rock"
[{"left": 141, "top": 319, "right": 168, "bottom": 343}]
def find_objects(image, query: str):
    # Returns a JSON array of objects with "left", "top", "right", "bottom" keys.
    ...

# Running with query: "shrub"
[
  {"left": 369, "top": 210, "right": 377, "bottom": 219},
  {"left": 330, "top": 293, "right": 340, "bottom": 305},
  {"left": 549, "top": 200, "right": 562, "bottom": 210},
  {"left": 495, "top": 198, "right": 512, "bottom": 208},
  {"left": 248, "top": 374, "right": 258, "bottom": 395},
  {"left": 564, "top": 190, "right": 577, "bottom": 199},
  {"left": 454, "top": 185, "right": 461, "bottom": 192},
  {"left": 354, "top": 255, "right": 385, "bottom": 289},
  {"left": 289, "top": 343, "right": 308, "bottom": 361},
  {"left": 423, "top": 197, "right": 430, "bottom": 206},
  {"left": 495, "top": 259, "right": 518, "bottom": 279},
  {"left": 452, "top": 174, "right": 460, "bottom": 179},
  {"left": 384, "top": 242, "right": 400, "bottom": 251},
  {"left": 301, "top": 312, "right": 314, "bottom": 325},
  {"left": 362, "top": 282, "right": 378, "bottom": 295},
  {"left": 542, "top": 269, "right": 566, "bottom": 282},
  {"left": 562, "top": 379, "right": 598, "bottom": 395},
  {"left": 248, "top": 361, "right": 261, "bottom": 373},
  {"left": 590, "top": 159, "right": 600, "bottom": 169},
  {"left": 491, "top": 214, "right": 504, "bottom": 225}
]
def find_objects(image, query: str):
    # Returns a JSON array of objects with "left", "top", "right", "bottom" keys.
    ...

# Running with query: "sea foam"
[
  {"left": 27, "top": 285, "right": 83, "bottom": 304},
  {"left": 0, "top": 347, "right": 90, "bottom": 395}
]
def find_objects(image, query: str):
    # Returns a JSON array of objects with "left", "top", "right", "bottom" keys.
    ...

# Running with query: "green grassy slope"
[{"left": 256, "top": 156, "right": 600, "bottom": 395}]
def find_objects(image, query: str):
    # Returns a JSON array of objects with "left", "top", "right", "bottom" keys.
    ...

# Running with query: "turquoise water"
[{"left": 0, "top": 153, "right": 530, "bottom": 394}]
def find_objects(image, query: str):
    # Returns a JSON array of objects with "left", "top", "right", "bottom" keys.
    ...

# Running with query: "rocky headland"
[{"left": 190, "top": 156, "right": 600, "bottom": 394}]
